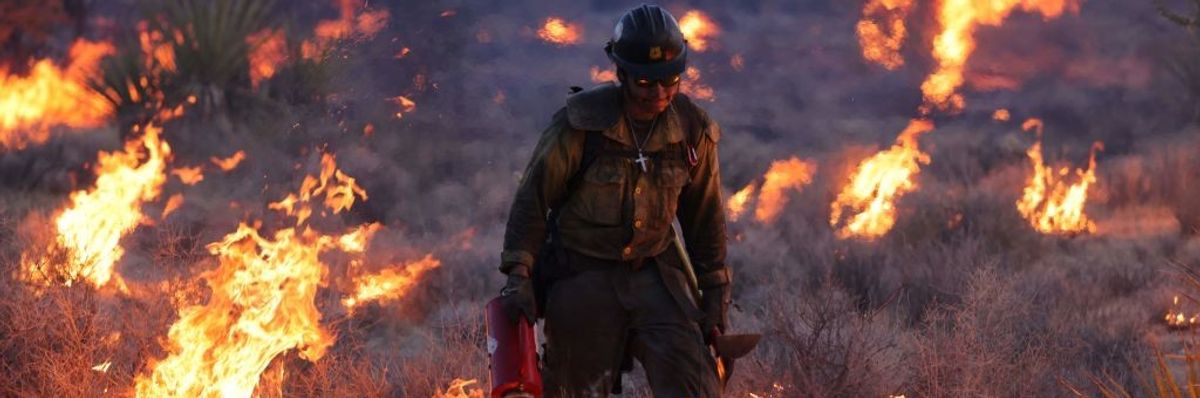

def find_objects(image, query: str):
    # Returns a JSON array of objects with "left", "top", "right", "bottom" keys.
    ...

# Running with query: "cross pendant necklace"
[
  {"left": 634, "top": 152, "right": 650, "bottom": 172},
  {"left": 627, "top": 113, "right": 659, "bottom": 173}
]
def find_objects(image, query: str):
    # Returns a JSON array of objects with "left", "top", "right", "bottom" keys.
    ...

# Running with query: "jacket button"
[
  {"left": 634, "top": 220, "right": 644, "bottom": 229},
  {"left": 634, "top": 187, "right": 642, "bottom": 195},
  {"left": 623, "top": 246, "right": 633, "bottom": 255}
]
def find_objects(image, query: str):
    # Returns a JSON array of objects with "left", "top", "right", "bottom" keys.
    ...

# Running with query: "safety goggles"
[{"left": 631, "top": 74, "right": 682, "bottom": 88}]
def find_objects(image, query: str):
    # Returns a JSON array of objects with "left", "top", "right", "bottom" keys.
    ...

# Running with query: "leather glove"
[
  {"left": 700, "top": 284, "right": 731, "bottom": 345},
  {"left": 499, "top": 272, "right": 536, "bottom": 323}
]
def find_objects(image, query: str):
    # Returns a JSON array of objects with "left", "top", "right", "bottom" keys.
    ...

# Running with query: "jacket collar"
[{"left": 566, "top": 83, "right": 685, "bottom": 151}]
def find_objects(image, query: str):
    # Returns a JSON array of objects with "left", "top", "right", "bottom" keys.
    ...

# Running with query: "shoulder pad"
[
  {"left": 672, "top": 94, "right": 720, "bottom": 144},
  {"left": 566, "top": 83, "right": 622, "bottom": 131}
]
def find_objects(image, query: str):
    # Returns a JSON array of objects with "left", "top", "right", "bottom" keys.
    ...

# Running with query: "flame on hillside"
[
  {"left": 303, "top": 3, "right": 390, "bottom": 59},
  {"left": 728, "top": 184, "right": 757, "bottom": 222},
  {"left": 839, "top": 0, "right": 1080, "bottom": 239},
  {"left": 432, "top": 378, "right": 485, "bottom": 398},
  {"left": 537, "top": 17, "right": 582, "bottom": 46},
  {"left": 20, "top": 125, "right": 170, "bottom": 291},
  {"left": 591, "top": 66, "right": 617, "bottom": 83},
  {"left": 1166, "top": 295, "right": 1199, "bottom": 329},
  {"left": 133, "top": 153, "right": 405, "bottom": 397},
  {"left": 830, "top": 119, "right": 933, "bottom": 239},
  {"left": 679, "top": 10, "right": 720, "bottom": 52},
  {"left": 248, "top": 29, "right": 288, "bottom": 89},
  {"left": 172, "top": 166, "right": 204, "bottom": 185},
  {"left": 343, "top": 254, "right": 443, "bottom": 313},
  {"left": 727, "top": 157, "right": 817, "bottom": 224},
  {"left": 857, "top": 0, "right": 916, "bottom": 70},
  {"left": 211, "top": 150, "right": 247, "bottom": 171},
  {"left": 1015, "top": 118, "right": 1101, "bottom": 235},
  {"left": 681, "top": 66, "right": 715, "bottom": 101},
  {"left": 0, "top": 39, "right": 115, "bottom": 149},
  {"left": 921, "top": 0, "right": 1080, "bottom": 112}
]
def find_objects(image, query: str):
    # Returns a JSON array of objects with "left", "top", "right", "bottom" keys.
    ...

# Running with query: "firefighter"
[{"left": 498, "top": 4, "right": 730, "bottom": 397}]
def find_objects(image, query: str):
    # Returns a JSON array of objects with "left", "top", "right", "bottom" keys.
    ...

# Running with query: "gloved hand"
[
  {"left": 499, "top": 272, "right": 536, "bottom": 323},
  {"left": 700, "top": 284, "right": 730, "bottom": 345}
]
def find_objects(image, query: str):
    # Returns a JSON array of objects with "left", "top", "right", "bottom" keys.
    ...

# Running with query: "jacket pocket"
[{"left": 576, "top": 158, "right": 627, "bottom": 226}]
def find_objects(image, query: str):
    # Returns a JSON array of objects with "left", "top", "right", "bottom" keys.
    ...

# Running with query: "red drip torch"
[{"left": 486, "top": 298, "right": 542, "bottom": 398}]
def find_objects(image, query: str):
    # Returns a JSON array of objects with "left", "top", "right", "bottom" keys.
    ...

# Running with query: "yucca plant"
[
  {"left": 89, "top": 43, "right": 160, "bottom": 131},
  {"left": 151, "top": 0, "right": 276, "bottom": 113},
  {"left": 89, "top": 0, "right": 280, "bottom": 125}
]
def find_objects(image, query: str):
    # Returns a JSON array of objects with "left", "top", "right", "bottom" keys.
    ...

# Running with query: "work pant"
[{"left": 541, "top": 256, "right": 720, "bottom": 398}]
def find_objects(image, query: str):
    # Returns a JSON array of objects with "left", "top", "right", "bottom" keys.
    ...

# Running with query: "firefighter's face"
[{"left": 621, "top": 70, "right": 680, "bottom": 119}]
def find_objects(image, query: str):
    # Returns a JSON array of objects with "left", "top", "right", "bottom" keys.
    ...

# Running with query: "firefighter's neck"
[{"left": 624, "top": 104, "right": 660, "bottom": 123}]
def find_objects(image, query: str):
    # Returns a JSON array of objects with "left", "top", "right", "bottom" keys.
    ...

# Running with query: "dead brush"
[
  {"left": 1072, "top": 261, "right": 1200, "bottom": 397},
  {"left": 752, "top": 278, "right": 907, "bottom": 398},
  {"left": 0, "top": 274, "right": 122, "bottom": 396}
]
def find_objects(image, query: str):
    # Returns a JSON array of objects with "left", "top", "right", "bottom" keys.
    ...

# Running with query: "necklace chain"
[{"left": 627, "top": 113, "right": 659, "bottom": 153}]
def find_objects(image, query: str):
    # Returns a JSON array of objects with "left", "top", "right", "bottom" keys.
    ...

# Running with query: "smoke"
[{"left": 1, "top": 0, "right": 1198, "bottom": 395}]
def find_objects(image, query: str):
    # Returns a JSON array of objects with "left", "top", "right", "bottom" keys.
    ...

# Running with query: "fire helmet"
[{"left": 605, "top": 4, "right": 688, "bottom": 80}]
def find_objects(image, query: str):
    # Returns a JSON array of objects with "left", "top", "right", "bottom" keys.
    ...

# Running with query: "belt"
[{"left": 564, "top": 248, "right": 657, "bottom": 271}]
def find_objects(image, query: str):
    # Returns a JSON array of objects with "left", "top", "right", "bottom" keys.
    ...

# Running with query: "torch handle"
[{"left": 670, "top": 220, "right": 703, "bottom": 303}]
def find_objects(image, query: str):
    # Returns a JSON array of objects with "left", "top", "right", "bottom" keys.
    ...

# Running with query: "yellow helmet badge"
[{"left": 648, "top": 46, "right": 663, "bottom": 60}]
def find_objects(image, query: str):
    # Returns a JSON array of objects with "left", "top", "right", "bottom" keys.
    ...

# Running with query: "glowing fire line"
[
  {"left": 1015, "top": 118, "right": 1101, "bottom": 235},
  {"left": 830, "top": 119, "right": 933, "bottom": 239},
  {"left": 0, "top": 39, "right": 115, "bottom": 149},
  {"left": 20, "top": 125, "right": 170, "bottom": 290},
  {"left": 133, "top": 153, "right": 425, "bottom": 398}
]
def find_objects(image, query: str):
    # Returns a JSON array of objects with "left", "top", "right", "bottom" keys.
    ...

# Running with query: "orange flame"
[
  {"left": 432, "top": 378, "right": 485, "bottom": 398},
  {"left": 0, "top": 39, "right": 115, "bottom": 149},
  {"left": 681, "top": 66, "right": 715, "bottom": 101},
  {"left": 342, "top": 254, "right": 442, "bottom": 313},
  {"left": 679, "top": 10, "right": 720, "bottom": 52},
  {"left": 856, "top": 0, "right": 916, "bottom": 70},
  {"left": 993, "top": 108, "right": 1011, "bottom": 122},
  {"left": 1166, "top": 296, "right": 1199, "bottom": 328},
  {"left": 211, "top": 150, "right": 247, "bottom": 171},
  {"left": 537, "top": 17, "right": 582, "bottom": 46},
  {"left": 756, "top": 158, "right": 817, "bottom": 224},
  {"left": 248, "top": 29, "right": 288, "bottom": 90},
  {"left": 922, "top": 0, "right": 1080, "bottom": 112},
  {"left": 172, "top": 166, "right": 205, "bottom": 185},
  {"left": 727, "top": 157, "right": 817, "bottom": 224},
  {"left": 590, "top": 66, "right": 617, "bottom": 83},
  {"left": 1015, "top": 118, "right": 1101, "bottom": 234},
  {"left": 727, "top": 184, "right": 757, "bottom": 222},
  {"left": 134, "top": 153, "right": 370, "bottom": 397},
  {"left": 138, "top": 22, "right": 176, "bottom": 72},
  {"left": 393, "top": 95, "right": 417, "bottom": 118},
  {"left": 303, "top": 5, "right": 390, "bottom": 59},
  {"left": 830, "top": 119, "right": 933, "bottom": 239},
  {"left": 20, "top": 125, "right": 170, "bottom": 289},
  {"left": 162, "top": 193, "right": 185, "bottom": 220}
]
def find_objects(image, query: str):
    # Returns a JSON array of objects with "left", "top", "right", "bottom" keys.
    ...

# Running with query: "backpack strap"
[
  {"left": 564, "top": 131, "right": 605, "bottom": 200},
  {"left": 545, "top": 130, "right": 604, "bottom": 233},
  {"left": 534, "top": 130, "right": 604, "bottom": 314}
]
